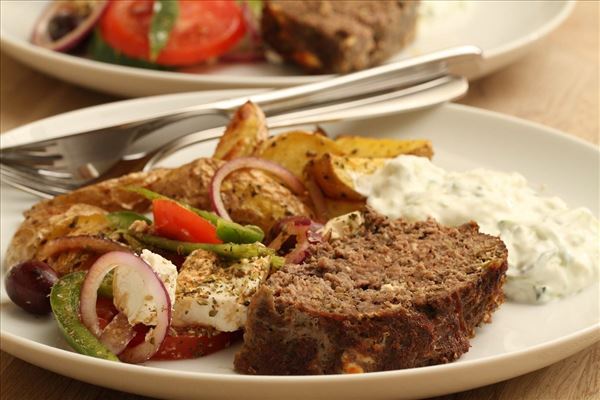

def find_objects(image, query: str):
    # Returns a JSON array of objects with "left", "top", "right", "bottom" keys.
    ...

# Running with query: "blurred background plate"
[{"left": 0, "top": 0, "right": 574, "bottom": 97}]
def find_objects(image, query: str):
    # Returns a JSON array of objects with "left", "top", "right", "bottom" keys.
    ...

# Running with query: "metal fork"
[
  {"left": 0, "top": 46, "right": 480, "bottom": 178},
  {"left": 1, "top": 74, "right": 468, "bottom": 198}
]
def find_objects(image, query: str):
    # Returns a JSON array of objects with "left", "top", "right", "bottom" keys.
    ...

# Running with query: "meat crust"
[
  {"left": 261, "top": 0, "right": 419, "bottom": 73},
  {"left": 235, "top": 210, "right": 507, "bottom": 374}
]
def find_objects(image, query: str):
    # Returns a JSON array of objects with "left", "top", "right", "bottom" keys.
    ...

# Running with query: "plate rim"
[
  {"left": 2, "top": 93, "right": 597, "bottom": 154},
  {"left": 1, "top": 100, "right": 598, "bottom": 392},
  {"left": 483, "top": 0, "right": 574, "bottom": 59},
  {"left": 1, "top": 322, "right": 598, "bottom": 383},
  {"left": 0, "top": 0, "right": 575, "bottom": 87}
]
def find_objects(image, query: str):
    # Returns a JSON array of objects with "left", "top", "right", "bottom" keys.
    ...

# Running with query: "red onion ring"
[
  {"left": 99, "top": 312, "right": 136, "bottom": 355},
  {"left": 210, "top": 157, "right": 306, "bottom": 221},
  {"left": 285, "top": 240, "right": 311, "bottom": 264},
  {"left": 268, "top": 217, "right": 323, "bottom": 264},
  {"left": 37, "top": 236, "right": 130, "bottom": 260},
  {"left": 80, "top": 251, "right": 171, "bottom": 363},
  {"left": 31, "top": 0, "right": 108, "bottom": 52}
]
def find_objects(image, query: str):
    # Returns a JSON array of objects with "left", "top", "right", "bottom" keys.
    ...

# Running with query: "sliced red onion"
[
  {"left": 80, "top": 251, "right": 171, "bottom": 363},
  {"left": 268, "top": 217, "right": 323, "bottom": 264},
  {"left": 31, "top": 0, "right": 107, "bottom": 52},
  {"left": 307, "top": 223, "right": 324, "bottom": 244},
  {"left": 267, "top": 216, "right": 309, "bottom": 250},
  {"left": 99, "top": 312, "right": 136, "bottom": 355},
  {"left": 210, "top": 157, "right": 306, "bottom": 221},
  {"left": 37, "top": 236, "right": 130, "bottom": 260},
  {"left": 285, "top": 240, "right": 311, "bottom": 264}
]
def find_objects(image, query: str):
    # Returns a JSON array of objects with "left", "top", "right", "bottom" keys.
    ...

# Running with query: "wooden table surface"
[{"left": 1, "top": 1, "right": 598, "bottom": 399}]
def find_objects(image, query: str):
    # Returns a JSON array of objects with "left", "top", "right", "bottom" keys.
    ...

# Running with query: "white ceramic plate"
[
  {"left": 1, "top": 92, "right": 598, "bottom": 400},
  {"left": 0, "top": 0, "right": 574, "bottom": 97}
]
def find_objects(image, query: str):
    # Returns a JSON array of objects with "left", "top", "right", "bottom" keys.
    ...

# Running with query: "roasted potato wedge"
[
  {"left": 256, "top": 131, "right": 344, "bottom": 179},
  {"left": 213, "top": 101, "right": 268, "bottom": 160},
  {"left": 5, "top": 204, "right": 111, "bottom": 270},
  {"left": 324, "top": 197, "right": 366, "bottom": 219},
  {"left": 311, "top": 153, "right": 387, "bottom": 200},
  {"left": 7, "top": 157, "right": 313, "bottom": 270},
  {"left": 335, "top": 136, "right": 433, "bottom": 159}
]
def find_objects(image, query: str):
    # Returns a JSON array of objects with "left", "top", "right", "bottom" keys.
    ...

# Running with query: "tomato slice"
[
  {"left": 152, "top": 328, "right": 242, "bottom": 360},
  {"left": 97, "top": 297, "right": 240, "bottom": 360},
  {"left": 152, "top": 199, "right": 222, "bottom": 244},
  {"left": 99, "top": 0, "right": 246, "bottom": 66}
]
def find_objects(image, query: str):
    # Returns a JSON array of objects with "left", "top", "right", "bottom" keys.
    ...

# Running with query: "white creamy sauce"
[{"left": 355, "top": 156, "right": 599, "bottom": 304}]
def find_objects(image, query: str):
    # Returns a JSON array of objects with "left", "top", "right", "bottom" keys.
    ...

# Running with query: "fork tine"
[
  {"left": 1, "top": 162, "right": 74, "bottom": 180},
  {"left": 0, "top": 165, "right": 78, "bottom": 196},
  {"left": 4, "top": 139, "right": 60, "bottom": 152},
  {"left": 1, "top": 151, "right": 64, "bottom": 166},
  {"left": 0, "top": 165, "right": 80, "bottom": 191},
  {"left": 0, "top": 168, "right": 65, "bottom": 198}
]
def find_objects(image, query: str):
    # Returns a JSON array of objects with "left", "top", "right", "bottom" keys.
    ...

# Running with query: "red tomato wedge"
[
  {"left": 99, "top": 0, "right": 246, "bottom": 66},
  {"left": 152, "top": 199, "right": 222, "bottom": 244},
  {"left": 110, "top": 316, "right": 240, "bottom": 359},
  {"left": 96, "top": 293, "right": 240, "bottom": 360},
  {"left": 152, "top": 328, "right": 243, "bottom": 360}
]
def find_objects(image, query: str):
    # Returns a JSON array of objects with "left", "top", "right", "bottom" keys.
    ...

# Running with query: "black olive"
[{"left": 5, "top": 260, "right": 59, "bottom": 315}]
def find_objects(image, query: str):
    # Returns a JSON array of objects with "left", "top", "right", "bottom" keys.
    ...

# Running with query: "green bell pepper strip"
[
  {"left": 107, "top": 211, "right": 151, "bottom": 231},
  {"left": 50, "top": 272, "right": 119, "bottom": 361},
  {"left": 128, "top": 187, "right": 264, "bottom": 244},
  {"left": 134, "top": 233, "right": 284, "bottom": 268},
  {"left": 136, "top": 233, "right": 272, "bottom": 258}
]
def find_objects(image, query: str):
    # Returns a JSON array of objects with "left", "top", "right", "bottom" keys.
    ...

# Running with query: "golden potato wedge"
[
  {"left": 256, "top": 131, "right": 344, "bottom": 179},
  {"left": 213, "top": 101, "right": 268, "bottom": 160},
  {"left": 324, "top": 197, "right": 366, "bottom": 219},
  {"left": 311, "top": 153, "right": 387, "bottom": 200},
  {"left": 335, "top": 136, "right": 433, "bottom": 159}
]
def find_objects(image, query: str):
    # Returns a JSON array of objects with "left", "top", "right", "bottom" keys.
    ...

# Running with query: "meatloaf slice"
[
  {"left": 234, "top": 210, "right": 507, "bottom": 375},
  {"left": 261, "top": 0, "right": 419, "bottom": 73}
]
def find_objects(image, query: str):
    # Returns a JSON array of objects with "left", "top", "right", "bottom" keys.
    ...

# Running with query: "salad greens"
[
  {"left": 88, "top": 31, "right": 170, "bottom": 70},
  {"left": 149, "top": 0, "right": 179, "bottom": 60}
]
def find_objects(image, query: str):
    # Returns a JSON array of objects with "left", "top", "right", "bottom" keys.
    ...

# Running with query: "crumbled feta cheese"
[
  {"left": 172, "top": 255, "right": 270, "bottom": 332},
  {"left": 113, "top": 250, "right": 178, "bottom": 326},
  {"left": 320, "top": 211, "right": 364, "bottom": 240}
]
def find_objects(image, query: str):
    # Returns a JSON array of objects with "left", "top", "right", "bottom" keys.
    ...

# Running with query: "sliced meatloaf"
[
  {"left": 261, "top": 0, "right": 419, "bottom": 73},
  {"left": 235, "top": 210, "right": 507, "bottom": 375}
]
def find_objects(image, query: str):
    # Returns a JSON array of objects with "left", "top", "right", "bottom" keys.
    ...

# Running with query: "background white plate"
[
  {"left": 0, "top": 0, "right": 574, "bottom": 97},
  {"left": 1, "top": 91, "right": 598, "bottom": 400}
]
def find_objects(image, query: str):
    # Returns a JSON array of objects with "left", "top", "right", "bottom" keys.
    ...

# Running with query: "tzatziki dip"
[{"left": 354, "top": 155, "right": 599, "bottom": 304}]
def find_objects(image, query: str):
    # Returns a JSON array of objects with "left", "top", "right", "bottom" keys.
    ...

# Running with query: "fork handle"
[
  {"left": 126, "top": 46, "right": 481, "bottom": 146},
  {"left": 180, "top": 46, "right": 481, "bottom": 117},
  {"left": 144, "top": 74, "right": 467, "bottom": 170},
  {"left": 133, "top": 47, "right": 481, "bottom": 131}
]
